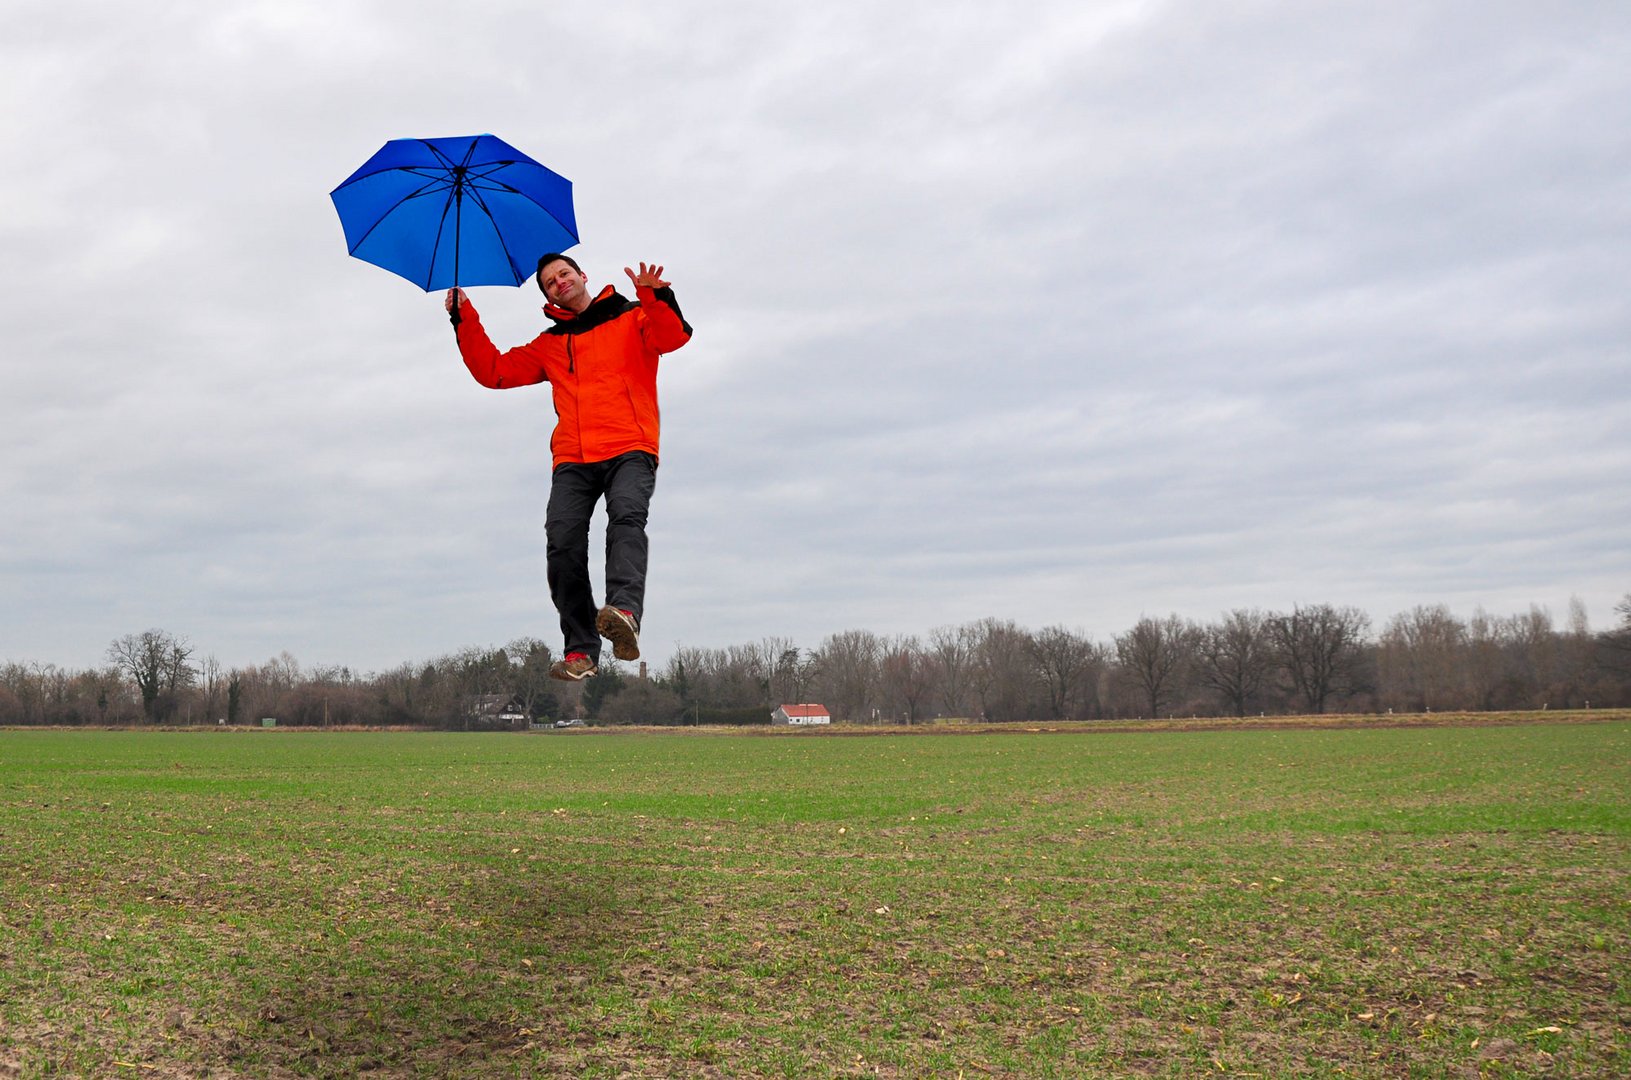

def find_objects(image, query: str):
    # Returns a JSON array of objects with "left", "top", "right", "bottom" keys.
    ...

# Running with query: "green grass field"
[{"left": 2, "top": 716, "right": 1627, "bottom": 1078}]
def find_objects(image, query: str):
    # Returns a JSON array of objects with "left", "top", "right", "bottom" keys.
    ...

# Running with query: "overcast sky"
[{"left": 4, "top": 0, "right": 1628, "bottom": 675}]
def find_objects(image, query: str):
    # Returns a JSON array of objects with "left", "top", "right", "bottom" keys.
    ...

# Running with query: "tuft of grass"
[{"left": 0, "top": 717, "right": 1626, "bottom": 1077}]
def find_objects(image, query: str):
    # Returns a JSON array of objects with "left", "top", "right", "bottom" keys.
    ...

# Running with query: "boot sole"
[{"left": 596, "top": 607, "right": 641, "bottom": 661}]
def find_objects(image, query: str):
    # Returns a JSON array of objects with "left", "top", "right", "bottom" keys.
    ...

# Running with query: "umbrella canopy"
[{"left": 330, "top": 134, "right": 577, "bottom": 292}]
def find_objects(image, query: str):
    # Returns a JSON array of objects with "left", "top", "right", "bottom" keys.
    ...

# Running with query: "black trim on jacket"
[{"left": 544, "top": 288, "right": 693, "bottom": 339}]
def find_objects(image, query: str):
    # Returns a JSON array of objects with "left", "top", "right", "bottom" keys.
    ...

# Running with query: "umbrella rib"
[
  {"left": 399, "top": 167, "right": 458, "bottom": 189},
  {"left": 424, "top": 191, "right": 458, "bottom": 291},
  {"left": 459, "top": 160, "right": 579, "bottom": 248},
  {"left": 461, "top": 161, "right": 516, "bottom": 183},
  {"left": 385, "top": 141, "right": 468, "bottom": 290},
  {"left": 461, "top": 184, "right": 525, "bottom": 286},
  {"left": 385, "top": 138, "right": 479, "bottom": 289},
  {"left": 332, "top": 139, "right": 462, "bottom": 191},
  {"left": 448, "top": 158, "right": 565, "bottom": 207},
  {"left": 343, "top": 172, "right": 456, "bottom": 256},
  {"left": 417, "top": 139, "right": 462, "bottom": 172},
  {"left": 490, "top": 181, "right": 580, "bottom": 247},
  {"left": 376, "top": 160, "right": 574, "bottom": 241}
]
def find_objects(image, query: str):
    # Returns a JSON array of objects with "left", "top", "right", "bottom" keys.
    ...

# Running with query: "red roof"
[{"left": 779, "top": 703, "right": 830, "bottom": 717}]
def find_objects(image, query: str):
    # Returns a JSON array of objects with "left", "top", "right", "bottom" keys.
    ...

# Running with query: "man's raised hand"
[
  {"left": 624, "top": 262, "right": 670, "bottom": 290},
  {"left": 444, "top": 287, "right": 467, "bottom": 313}
]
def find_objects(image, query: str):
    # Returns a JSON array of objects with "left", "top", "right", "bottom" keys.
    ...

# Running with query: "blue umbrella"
[{"left": 330, "top": 134, "right": 577, "bottom": 292}]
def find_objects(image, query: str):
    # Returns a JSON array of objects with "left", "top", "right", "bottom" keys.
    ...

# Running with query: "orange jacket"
[{"left": 454, "top": 284, "right": 692, "bottom": 467}]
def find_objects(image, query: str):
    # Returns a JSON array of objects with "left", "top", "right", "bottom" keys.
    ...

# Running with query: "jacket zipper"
[{"left": 568, "top": 335, "right": 583, "bottom": 454}]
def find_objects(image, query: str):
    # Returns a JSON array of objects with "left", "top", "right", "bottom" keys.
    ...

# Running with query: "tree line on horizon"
[{"left": 3, "top": 595, "right": 1629, "bottom": 729}]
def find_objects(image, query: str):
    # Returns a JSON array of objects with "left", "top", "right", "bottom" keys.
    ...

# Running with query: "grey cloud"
[{"left": 2, "top": 0, "right": 1627, "bottom": 672}]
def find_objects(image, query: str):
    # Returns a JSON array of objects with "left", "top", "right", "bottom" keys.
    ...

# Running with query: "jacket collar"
[{"left": 544, "top": 283, "right": 621, "bottom": 324}]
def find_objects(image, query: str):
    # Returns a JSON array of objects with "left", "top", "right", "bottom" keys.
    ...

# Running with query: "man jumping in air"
[{"left": 445, "top": 254, "right": 692, "bottom": 681}]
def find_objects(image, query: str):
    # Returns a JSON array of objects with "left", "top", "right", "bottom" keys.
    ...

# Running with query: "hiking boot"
[
  {"left": 549, "top": 652, "right": 598, "bottom": 681},
  {"left": 596, "top": 606, "right": 641, "bottom": 661}
]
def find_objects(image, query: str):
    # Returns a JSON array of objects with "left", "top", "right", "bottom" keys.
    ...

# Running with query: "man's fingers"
[{"left": 624, "top": 262, "right": 669, "bottom": 287}]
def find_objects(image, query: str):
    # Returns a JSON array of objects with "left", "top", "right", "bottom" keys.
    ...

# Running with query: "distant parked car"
[{"left": 554, "top": 718, "right": 585, "bottom": 728}]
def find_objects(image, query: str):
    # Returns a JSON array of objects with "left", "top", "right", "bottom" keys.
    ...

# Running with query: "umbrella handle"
[{"left": 448, "top": 288, "right": 461, "bottom": 327}]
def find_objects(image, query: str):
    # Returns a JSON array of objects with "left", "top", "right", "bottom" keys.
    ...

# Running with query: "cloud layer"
[{"left": 3, "top": 0, "right": 1628, "bottom": 672}]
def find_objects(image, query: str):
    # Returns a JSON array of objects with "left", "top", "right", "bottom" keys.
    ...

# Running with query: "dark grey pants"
[{"left": 545, "top": 451, "right": 657, "bottom": 660}]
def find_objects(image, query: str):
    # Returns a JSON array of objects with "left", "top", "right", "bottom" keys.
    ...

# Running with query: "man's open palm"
[{"left": 625, "top": 262, "right": 669, "bottom": 290}]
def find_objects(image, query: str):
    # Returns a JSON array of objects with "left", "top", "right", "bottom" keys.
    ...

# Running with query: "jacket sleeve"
[
  {"left": 453, "top": 300, "right": 552, "bottom": 389},
  {"left": 636, "top": 285, "right": 693, "bottom": 355}
]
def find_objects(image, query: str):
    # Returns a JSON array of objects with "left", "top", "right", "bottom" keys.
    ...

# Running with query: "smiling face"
[{"left": 538, "top": 258, "right": 591, "bottom": 313}]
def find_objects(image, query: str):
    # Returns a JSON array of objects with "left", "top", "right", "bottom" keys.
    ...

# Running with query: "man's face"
[{"left": 539, "top": 260, "right": 590, "bottom": 311}]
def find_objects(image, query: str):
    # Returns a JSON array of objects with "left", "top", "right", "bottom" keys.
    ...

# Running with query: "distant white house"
[
  {"left": 466, "top": 694, "right": 530, "bottom": 729},
  {"left": 772, "top": 703, "right": 832, "bottom": 726}
]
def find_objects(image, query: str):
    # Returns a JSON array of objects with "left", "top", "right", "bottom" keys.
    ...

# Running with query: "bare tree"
[
  {"left": 662, "top": 646, "right": 706, "bottom": 709},
  {"left": 506, "top": 637, "right": 559, "bottom": 722},
  {"left": 0, "top": 662, "right": 48, "bottom": 724},
  {"left": 927, "top": 623, "right": 978, "bottom": 718},
  {"left": 1195, "top": 609, "right": 1275, "bottom": 717},
  {"left": 107, "top": 630, "right": 196, "bottom": 723},
  {"left": 597, "top": 678, "right": 683, "bottom": 725},
  {"left": 766, "top": 643, "right": 816, "bottom": 705},
  {"left": 1378, "top": 604, "right": 1469, "bottom": 711},
  {"left": 762, "top": 637, "right": 807, "bottom": 705},
  {"left": 662, "top": 643, "right": 774, "bottom": 709},
  {"left": 0, "top": 663, "right": 130, "bottom": 725},
  {"left": 1556, "top": 596, "right": 1601, "bottom": 707},
  {"left": 810, "top": 630, "right": 883, "bottom": 723},
  {"left": 1599, "top": 593, "right": 1631, "bottom": 676},
  {"left": 0, "top": 679, "right": 22, "bottom": 724},
  {"left": 1026, "top": 625, "right": 1102, "bottom": 720},
  {"left": 79, "top": 666, "right": 130, "bottom": 725},
  {"left": 724, "top": 641, "right": 772, "bottom": 707},
  {"left": 1268, "top": 605, "right": 1371, "bottom": 714},
  {"left": 880, "top": 635, "right": 937, "bottom": 724},
  {"left": 1511, "top": 605, "right": 1561, "bottom": 706},
  {"left": 198, "top": 654, "right": 224, "bottom": 723},
  {"left": 969, "top": 618, "right": 1036, "bottom": 721},
  {"left": 1465, "top": 607, "right": 1508, "bottom": 709},
  {"left": 1115, "top": 615, "right": 1198, "bottom": 718}
]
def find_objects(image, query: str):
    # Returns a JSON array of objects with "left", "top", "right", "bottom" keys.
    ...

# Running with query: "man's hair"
[{"left": 535, "top": 252, "right": 583, "bottom": 291}]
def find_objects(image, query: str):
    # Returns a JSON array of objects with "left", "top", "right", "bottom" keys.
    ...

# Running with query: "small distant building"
[
  {"left": 772, "top": 703, "right": 832, "bottom": 726},
  {"left": 467, "top": 694, "right": 529, "bottom": 729}
]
